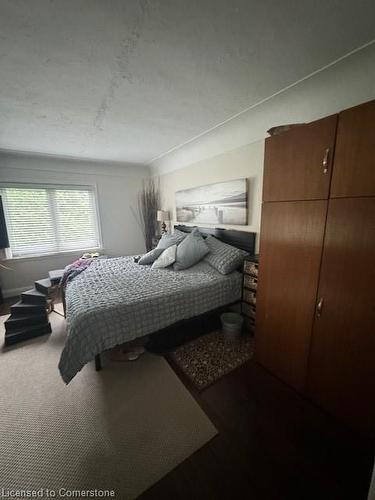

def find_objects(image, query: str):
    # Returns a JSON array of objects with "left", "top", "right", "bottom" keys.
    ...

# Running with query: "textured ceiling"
[{"left": 0, "top": 0, "right": 374, "bottom": 164}]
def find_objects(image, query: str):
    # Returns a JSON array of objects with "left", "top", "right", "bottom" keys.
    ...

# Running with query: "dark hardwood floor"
[{"left": 141, "top": 357, "right": 374, "bottom": 500}]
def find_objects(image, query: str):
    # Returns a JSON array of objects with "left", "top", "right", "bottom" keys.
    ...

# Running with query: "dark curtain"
[{"left": 0, "top": 195, "right": 9, "bottom": 249}]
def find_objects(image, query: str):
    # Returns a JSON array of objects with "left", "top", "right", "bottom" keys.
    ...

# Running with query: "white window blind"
[{"left": 1, "top": 185, "right": 101, "bottom": 258}]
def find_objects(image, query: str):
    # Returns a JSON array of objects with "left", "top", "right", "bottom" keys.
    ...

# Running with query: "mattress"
[{"left": 58, "top": 256, "right": 242, "bottom": 383}]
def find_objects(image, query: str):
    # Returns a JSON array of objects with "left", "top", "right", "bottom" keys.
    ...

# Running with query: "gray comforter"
[{"left": 58, "top": 256, "right": 242, "bottom": 383}]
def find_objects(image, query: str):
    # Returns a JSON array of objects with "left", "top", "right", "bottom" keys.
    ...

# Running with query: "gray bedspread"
[{"left": 58, "top": 256, "right": 242, "bottom": 383}]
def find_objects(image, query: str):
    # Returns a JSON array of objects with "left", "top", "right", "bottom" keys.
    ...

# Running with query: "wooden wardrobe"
[{"left": 256, "top": 99, "right": 375, "bottom": 436}]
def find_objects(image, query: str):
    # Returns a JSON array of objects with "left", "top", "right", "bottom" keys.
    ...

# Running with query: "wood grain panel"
[
  {"left": 331, "top": 100, "right": 375, "bottom": 197},
  {"left": 263, "top": 115, "right": 337, "bottom": 202},
  {"left": 256, "top": 200, "right": 327, "bottom": 391},
  {"left": 307, "top": 197, "right": 375, "bottom": 435}
]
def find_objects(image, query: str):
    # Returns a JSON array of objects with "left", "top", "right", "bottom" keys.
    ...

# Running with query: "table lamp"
[{"left": 157, "top": 210, "right": 170, "bottom": 234}]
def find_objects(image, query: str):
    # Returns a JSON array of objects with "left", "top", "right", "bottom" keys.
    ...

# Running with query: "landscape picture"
[{"left": 176, "top": 178, "right": 247, "bottom": 225}]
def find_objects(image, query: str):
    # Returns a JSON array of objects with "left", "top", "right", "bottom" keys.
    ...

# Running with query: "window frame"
[{"left": 0, "top": 182, "right": 103, "bottom": 260}]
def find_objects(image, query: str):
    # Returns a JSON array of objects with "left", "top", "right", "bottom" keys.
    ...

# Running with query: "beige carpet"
[{"left": 0, "top": 312, "right": 217, "bottom": 499}]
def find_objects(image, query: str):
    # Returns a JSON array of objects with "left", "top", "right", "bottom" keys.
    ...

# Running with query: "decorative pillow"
[
  {"left": 203, "top": 235, "right": 248, "bottom": 274},
  {"left": 151, "top": 244, "right": 177, "bottom": 269},
  {"left": 138, "top": 248, "right": 164, "bottom": 265},
  {"left": 173, "top": 229, "right": 209, "bottom": 271},
  {"left": 156, "top": 229, "right": 187, "bottom": 250}
]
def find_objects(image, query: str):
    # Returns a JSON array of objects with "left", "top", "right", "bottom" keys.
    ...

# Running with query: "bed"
[{"left": 58, "top": 226, "right": 255, "bottom": 383}]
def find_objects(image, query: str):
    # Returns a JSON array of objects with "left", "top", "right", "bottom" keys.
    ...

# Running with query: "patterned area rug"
[{"left": 169, "top": 330, "right": 255, "bottom": 390}]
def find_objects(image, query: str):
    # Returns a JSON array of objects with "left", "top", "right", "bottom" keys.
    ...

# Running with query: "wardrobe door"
[
  {"left": 263, "top": 115, "right": 337, "bottom": 202},
  {"left": 256, "top": 200, "right": 327, "bottom": 391},
  {"left": 307, "top": 198, "right": 375, "bottom": 435},
  {"left": 331, "top": 100, "right": 375, "bottom": 197}
]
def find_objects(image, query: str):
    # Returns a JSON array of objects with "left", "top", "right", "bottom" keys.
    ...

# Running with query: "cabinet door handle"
[
  {"left": 316, "top": 297, "right": 324, "bottom": 317},
  {"left": 322, "top": 148, "right": 330, "bottom": 174}
]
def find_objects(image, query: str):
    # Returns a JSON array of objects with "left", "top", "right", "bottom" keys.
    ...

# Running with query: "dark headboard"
[{"left": 175, "top": 225, "right": 256, "bottom": 255}]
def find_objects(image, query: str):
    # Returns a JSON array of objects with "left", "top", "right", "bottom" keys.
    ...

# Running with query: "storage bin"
[
  {"left": 244, "top": 274, "right": 258, "bottom": 290},
  {"left": 221, "top": 312, "right": 243, "bottom": 342},
  {"left": 244, "top": 261, "right": 258, "bottom": 276}
]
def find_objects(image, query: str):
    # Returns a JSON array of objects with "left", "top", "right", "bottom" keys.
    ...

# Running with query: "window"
[{"left": 1, "top": 184, "right": 101, "bottom": 258}]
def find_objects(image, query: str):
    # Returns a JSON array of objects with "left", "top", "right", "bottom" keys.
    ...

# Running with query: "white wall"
[
  {"left": 159, "top": 141, "right": 263, "bottom": 251},
  {"left": 155, "top": 42, "right": 375, "bottom": 252},
  {"left": 152, "top": 42, "right": 375, "bottom": 174},
  {"left": 0, "top": 152, "right": 150, "bottom": 296}
]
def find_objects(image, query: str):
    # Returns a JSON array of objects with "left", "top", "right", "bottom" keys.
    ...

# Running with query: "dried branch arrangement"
[{"left": 132, "top": 178, "right": 161, "bottom": 252}]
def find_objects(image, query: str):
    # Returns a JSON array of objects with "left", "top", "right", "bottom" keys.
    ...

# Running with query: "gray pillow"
[
  {"left": 138, "top": 248, "right": 164, "bottom": 265},
  {"left": 203, "top": 235, "right": 248, "bottom": 274},
  {"left": 156, "top": 229, "right": 187, "bottom": 250},
  {"left": 173, "top": 229, "right": 209, "bottom": 270}
]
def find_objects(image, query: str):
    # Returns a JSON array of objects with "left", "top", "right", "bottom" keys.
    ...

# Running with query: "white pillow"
[{"left": 151, "top": 244, "right": 177, "bottom": 269}]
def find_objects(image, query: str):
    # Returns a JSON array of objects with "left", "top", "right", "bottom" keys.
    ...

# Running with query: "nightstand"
[{"left": 242, "top": 255, "right": 259, "bottom": 333}]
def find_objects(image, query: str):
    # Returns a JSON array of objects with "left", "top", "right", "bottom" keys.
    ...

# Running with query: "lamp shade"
[{"left": 157, "top": 210, "right": 169, "bottom": 222}]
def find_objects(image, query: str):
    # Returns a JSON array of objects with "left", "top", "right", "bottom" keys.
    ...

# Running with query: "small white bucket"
[{"left": 221, "top": 312, "right": 244, "bottom": 342}]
